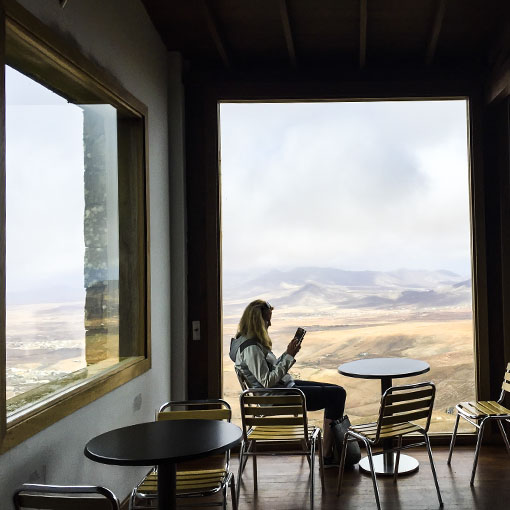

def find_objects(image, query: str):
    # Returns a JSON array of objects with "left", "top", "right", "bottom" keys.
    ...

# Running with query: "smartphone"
[{"left": 295, "top": 327, "right": 306, "bottom": 345}]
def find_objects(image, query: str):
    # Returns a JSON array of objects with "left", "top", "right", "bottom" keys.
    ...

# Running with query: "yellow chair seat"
[
  {"left": 136, "top": 468, "right": 229, "bottom": 495},
  {"left": 457, "top": 400, "right": 510, "bottom": 418},
  {"left": 448, "top": 363, "right": 510, "bottom": 486},
  {"left": 247, "top": 424, "right": 306, "bottom": 441},
  {"left": 351, "top": 421, "right": 422, "bottom": 440},
  {"left": 238, "top": 388, "right": 323, "bottom": 510},
  {"left": 337, "top": 382, "right": 442, "bottom": 510},
  {"left": 129, "top": 399, "right": 236, "bottom": 510}
]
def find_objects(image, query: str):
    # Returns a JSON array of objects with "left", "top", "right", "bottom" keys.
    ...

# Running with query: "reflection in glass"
[{"left": 6, "top": 66, "right": 120, "bottom": 416}]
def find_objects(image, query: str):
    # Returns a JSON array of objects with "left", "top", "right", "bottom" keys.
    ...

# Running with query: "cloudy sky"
[
  {"left": 6, "top": 67, "right": 95, "bottom": 305},
  {"left": 220, "top": 100, "right": 471, "bottom": 279},
  {"left": 6, "top": 66, "right": 86, "bottom": 304},
  {"left": 5, "top": 68, "right": 472, "bottom": 304}
]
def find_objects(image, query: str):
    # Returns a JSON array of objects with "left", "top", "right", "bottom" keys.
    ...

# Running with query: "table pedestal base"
[
  {"left": 359, "top": 453, "right": 419, "bottom": 476},
  {"left": 158, "top": 462, "right": 176, "bottom": 509}
]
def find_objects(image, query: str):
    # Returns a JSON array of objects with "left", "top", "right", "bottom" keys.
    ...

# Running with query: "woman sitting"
[{"left": 229, "top": 299, "right": 347, "bottom": 465}]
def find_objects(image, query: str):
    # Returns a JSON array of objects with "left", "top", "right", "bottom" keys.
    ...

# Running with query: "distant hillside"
[
  {"left": 223, "top": 266, "right": 472, "bottom": 318},
  {"left": 226, "top": 266, "right": 463, "bottom": 290}
]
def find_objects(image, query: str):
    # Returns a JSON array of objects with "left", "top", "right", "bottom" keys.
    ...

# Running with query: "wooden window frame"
[
  {"left": 186, "top": 72, "right": 487, "bottom": 443},
  {"left": 0, "top": 0, "right": 151, "bottom": 452}
]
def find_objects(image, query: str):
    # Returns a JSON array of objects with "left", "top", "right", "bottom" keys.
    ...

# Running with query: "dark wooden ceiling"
[{"left": 141, "top": 0, "right": 510, "bottom": 73}]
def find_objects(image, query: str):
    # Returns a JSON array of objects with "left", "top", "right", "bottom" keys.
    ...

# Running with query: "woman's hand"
[{"left": 286, "top": 336, "right": 302, "bottom": 358}]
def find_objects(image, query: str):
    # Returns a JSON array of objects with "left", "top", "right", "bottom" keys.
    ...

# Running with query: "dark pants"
[{"left": 293, "top": 380, "right": 346, "bottom": 420}]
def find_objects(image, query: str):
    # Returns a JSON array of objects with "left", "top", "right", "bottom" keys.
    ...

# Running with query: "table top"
[
  {"left": 84, "top": 419, "right": 242, "bottom": 466},
  {"left": 338, "top": 357, "right": 430, "bottom": 380}
]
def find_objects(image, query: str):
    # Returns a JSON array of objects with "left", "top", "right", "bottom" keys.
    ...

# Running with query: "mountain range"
[{"left": 223, "top": 267, "right": 472, "bottom": 317}]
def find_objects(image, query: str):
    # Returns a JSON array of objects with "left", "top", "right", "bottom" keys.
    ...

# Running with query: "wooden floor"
[{"left": 197, "top": 446, "right": 510, "bottom": 510}]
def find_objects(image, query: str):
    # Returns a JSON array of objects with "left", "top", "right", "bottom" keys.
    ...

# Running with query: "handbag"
[{"left": 330, "top": 415, "right": 361, "bottom": 466}]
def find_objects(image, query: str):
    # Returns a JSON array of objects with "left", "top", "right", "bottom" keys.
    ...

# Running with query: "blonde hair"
[{"left": 236, "top": 299, "right": 273, "bottom": 350}]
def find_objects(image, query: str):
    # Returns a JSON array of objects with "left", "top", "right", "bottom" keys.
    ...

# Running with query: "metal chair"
[
  {"left": 336, "top": 382, "right": 443, "bottom": 510},
  {"left": 238, "top": 387, "right": 324, "bottom": 510},
  {"left": 235, "top": 368, "right": 249, "bottom": 391},
  {"left": 129, "top": 399, "right": 237, "bottom": 510},
  {"left": 13, "top": 483, "right": 120, "bottom": 510},
  {"left": 448, "top": 361, "right": 510, "bottom": 485}
]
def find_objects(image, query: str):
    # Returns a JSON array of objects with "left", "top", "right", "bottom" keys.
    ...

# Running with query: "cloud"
[
  {"left": 6, "top": 66, "right": 68, "bottom": 106},
  {"left": 6, "top": 104, "right": 86, "bottom": 294},
  {"left": 220, "top": 100, "right": 471, "bottom": 276}
]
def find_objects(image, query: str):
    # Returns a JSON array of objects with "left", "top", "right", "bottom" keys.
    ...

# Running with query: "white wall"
[{"left": 0, "top": 0, "right": 179, "bottom": 505}]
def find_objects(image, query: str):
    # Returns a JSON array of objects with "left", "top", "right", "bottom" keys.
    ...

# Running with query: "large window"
[
  {"left": 220, "top": 100, "right": 474, "bottom": 434},
  {"left": 6, "top": 67, "right": 122, "bottom": 416},
  {"left": 0, "top": 6, "right": 150, "bottom": 451}
]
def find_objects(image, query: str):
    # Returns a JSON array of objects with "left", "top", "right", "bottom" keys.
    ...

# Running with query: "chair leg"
[
  {"left": 394, "top": 435, "right": 402, "bottom": 484},
  {"left": 336, "top": 432, "right": 350, "bottom": 496},
  {"left": 366, "top": 442, "right": 382, "bottom": 510},
  {"left": 241, "top": 444, "right": 250, "bottom": 475},
  {"left": 303, "top": 438, "right": 312, "bottom": 467},
  {"left": 470, "top": 418, "right": 488, "bottom": 485},
  {"left": 497, "top": 420, "right": 510, "bottom": 456},
  {"left": 447, "top": 412, "right": 461, "bottom": 465},
  {"left": 230, "top": 475, "right": 238, "bottom": 510},
  {"left": 223, "top": 484, "right": 227, "bottom": 510},
  {"left": 128, "top": 489, "right": 136, "bottom": 510},
  {"left": 317, "top": 430, "right": 325, "bottom": 489},
  {"left": 236, "top": 441, "right": 246, "bottom": 509},
  {"left": 424, "top": 432, "right": 444, "bottom": 507},
  {"left": 310, "top": 437, "right": 315, "bottom": 510},
  {"left": 252, "top": 440, "right": 258, "bottom": 491}
]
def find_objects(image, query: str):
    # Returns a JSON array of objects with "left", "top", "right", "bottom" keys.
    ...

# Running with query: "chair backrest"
[
  {"left": 374, "top": 382, "right": 436, "bottom": 442},
  {"left": 156, "top": 398, "right": 231, "bottom": 422},
  {"left": 13, "top": 484, "right": 120, "bottom": 510},
  {"left": 156, "top": 399, "right": 232, "bottom": 471},
  {"left": 239, "top": 387, "right": 308, "bottom": 442},
  {"left": 235, "top": 369, "right": 250, "bottom": 391},
  {"left": 500, "top": 362, "right": 510, "bottom": 398}
]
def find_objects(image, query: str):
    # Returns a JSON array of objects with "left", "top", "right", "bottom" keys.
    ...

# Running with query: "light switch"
[{"left": 192, "top": 320, "right": 200, "bottom": 341}]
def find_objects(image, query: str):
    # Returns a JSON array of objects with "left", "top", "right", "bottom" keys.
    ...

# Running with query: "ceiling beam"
[
  {"left": 279, "top": 0, "right": 297, "bottom": 67},
  {"left": 202, "top": 0, "right": 231, "bottom": 68},
  {"left": 360, "top": 0, "right": 367, "bottom": 69},
  {"left": 425, "top": 0, "right": 446, "bottom": 66}
]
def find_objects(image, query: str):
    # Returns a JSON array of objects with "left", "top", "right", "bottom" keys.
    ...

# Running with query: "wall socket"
[{"left": 192, "top": 320, "right": 200, "bottom": 340}]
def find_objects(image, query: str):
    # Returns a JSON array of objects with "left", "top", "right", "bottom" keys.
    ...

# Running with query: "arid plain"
[
  {"left": 223, "top": 315, "right": 475, "bottom": 433},
  {"left": 222, "top": 267, "right": 475, "bottom": 433}
]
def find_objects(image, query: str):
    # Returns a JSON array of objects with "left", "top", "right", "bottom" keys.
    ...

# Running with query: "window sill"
[{"left": 1, "top": 356, "right": 150, "bottom": 453}]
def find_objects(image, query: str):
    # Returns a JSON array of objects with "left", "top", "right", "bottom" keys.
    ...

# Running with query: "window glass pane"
[
  {"left": 5, "top": 66, "right": 122, "bottom": 417},
  {"left": 220, "top": 101, "right": 475, "bottom": 434}
]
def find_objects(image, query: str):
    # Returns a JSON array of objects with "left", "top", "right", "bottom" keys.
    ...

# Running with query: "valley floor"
[{"left": 223, "top": 318, "right": 475, "bottom": 434}]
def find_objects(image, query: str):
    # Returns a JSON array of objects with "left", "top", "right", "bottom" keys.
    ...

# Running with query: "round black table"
[
  {"left": 338, "top": 357, "right": 430, "bottom": 476},
  {"left": 84, "top": 419, "right": 242, "bottom": 510}
]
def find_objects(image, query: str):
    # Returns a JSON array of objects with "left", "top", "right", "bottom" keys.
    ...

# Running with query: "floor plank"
[{"left": 207, "top": 445, "right": 510, "bottom": 509}]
